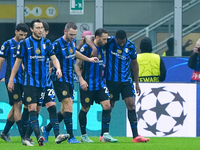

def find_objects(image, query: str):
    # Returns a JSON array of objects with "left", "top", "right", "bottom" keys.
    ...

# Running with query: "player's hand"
[
  {"left": 56, "top": 69, "right": 62, "bottom": 79},
  {"left": 89, "top": 57, "right": 99, "bottom": 63},
  {"left": 80, "top": 79, "right": 88, "bottom": 91},
  {"left": 135, "top": 83, "right": 141, "bottom": 96},
  {"left": 7, "top": 80, "right": 14, "bottom": 92}
]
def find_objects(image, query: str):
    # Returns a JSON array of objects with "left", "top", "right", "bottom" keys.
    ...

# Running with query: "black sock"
[
  {"left": 21, "top": 107, "right": 29, "bottom": 135},
  {"left": 47, "top": 106, "right": 59, "bottom": 138},
  {"left": 45, "top": 111, "right": 63, "bottom": 132},
  {"left": 2, "top": 119, "right": 15, "bottom": 134},
  {"left": 78, "top": 110, "right": 87, "bottom": 135},
  {"left": 101, "top": 109, "right": 111, "bottom": 136},
  {"left": 128, "top": 109, "right": 138, "bottom": 138},
  {"left": 63, "top": 112, "right": 73, "bottom": 138},
  {"left": 25, "top": 120, "right": 33, "bottom": 139},
  {"left": 57, "top": 111, "right": 64, "bottom": 123},
  {"left": 29, "top": 111, "right": 40, "bottom": 140},
  {"left": 16, "top": 120, "right": 25, "bottom": 138}
]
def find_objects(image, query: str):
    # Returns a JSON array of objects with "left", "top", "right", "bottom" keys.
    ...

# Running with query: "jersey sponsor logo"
[
  {"left": 0, "top": 51, "right": 4, "bottom": 55},
  {"left": 65, "top": 54, "right": 75, "bottom": 59},
  {"left": 1, "top": 45, "right": 5, "bottom": 51},
  {"left": 11, "top": 47, "right": 16, "bottom": 49},
  {"left": 95, "top": 60, "right": 103, "bottom": 65},
  {"left": 111, "top": 51, "right": 126, "bottom": 60},
  {"left": 30, "top": 55, "right": 45, "bottom": 61}
]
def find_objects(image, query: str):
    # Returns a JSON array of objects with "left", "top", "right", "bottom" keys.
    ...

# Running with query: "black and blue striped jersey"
[
  {"left": 104, "top": 36, "right": 137, "bottom": 82},
  {"left": 17, "top": 36, "right": 54, "bottom": 88},
  {"left": 79, "top": 44, "right": 106, "bottom": 91},
  {"left": 51, "top": 37, "right": 76, "bottom": 85},
  {"left": 0, "top": 38, "right": 23, "bottom": 84}
]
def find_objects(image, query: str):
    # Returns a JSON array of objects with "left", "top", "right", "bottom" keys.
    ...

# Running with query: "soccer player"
[
  {"left": 74, "top": 28, "right": 118, "bottom": 143},
  {"left": 88, "top": 30, "right": 150, "bottom": 143},
  {"left": 41, "top": 22, "right": 98, "bottom": 144},
  {"left": 0, "top": 23, "right": 28, "bottom": 143},
  {"left": 7, "top": 19, "right": 68, "bottom": 146}
]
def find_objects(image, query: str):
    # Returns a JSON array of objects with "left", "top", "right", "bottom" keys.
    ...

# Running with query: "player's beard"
[{"left": 33, "top": 32, "right": 42, "bottom": 39}]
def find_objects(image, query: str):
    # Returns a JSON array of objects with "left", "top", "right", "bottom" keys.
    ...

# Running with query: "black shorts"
[
  {"left": 6, "top": 83, "right": 23, "bottom": 106},
  {"left": 53, "top": 81, "right": 74, "bottom": 102},
  {"left": 23, "top": 85, "right": 55, "bottom": 106},
  {"left": 80, "top": 87, "right": 110, "bottom": 107},
  {"left": 106, "top": 81, "right": 135, "bottom": 101}
]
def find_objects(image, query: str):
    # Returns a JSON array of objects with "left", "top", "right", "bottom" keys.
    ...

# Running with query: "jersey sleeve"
[
  {"left": 0, "top": 41, "right": 9, "bottom": 58},
  {"left": 45, "top": 39, "right": 55, "bottom": 57},
  {"left": 16, "top": 41, "right": 24, "bottom": 59},
  {"left": 129, "top": 44, "right": 137, "bottom": 60}
]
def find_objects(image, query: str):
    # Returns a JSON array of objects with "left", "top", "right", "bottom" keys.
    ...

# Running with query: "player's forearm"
[
  {"left": 0, "top": 58, "right": 4, "bottom": 72},
  {"left": 9, "top": 59, "right": 21, "bottom": 81},
  {"left": 75, "top": 51, "right": 90, "bottom": 62},
  {"left": 132, "top": 62, "right": 139, "bottom": 84}
]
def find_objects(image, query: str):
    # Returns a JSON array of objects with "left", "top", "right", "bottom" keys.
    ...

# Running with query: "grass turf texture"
[{"left": 0, "top": 137, "right": 199, "bottom": 150}]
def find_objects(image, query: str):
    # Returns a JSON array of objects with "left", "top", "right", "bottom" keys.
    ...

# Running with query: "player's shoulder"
[
  {"left": 79, "top": 44, "right": 90, "bottom": 53},
  {"left": 126, "top": 39, "right": 136, "bottom": 50}
]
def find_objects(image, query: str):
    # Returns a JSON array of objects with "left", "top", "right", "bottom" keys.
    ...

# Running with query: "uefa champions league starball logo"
[{"left": 136, "top": 87, "right": 187, "bottom": 136}]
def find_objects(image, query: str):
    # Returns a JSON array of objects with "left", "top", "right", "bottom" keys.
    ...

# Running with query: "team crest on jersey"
[
  {"left": 117, "top": 49, "right": 122, "bottom": 54},
  {"left": 62, "top": 90, "right": 68, "bottom": 96},
  {"left": 43, "top": 44, "right": 46, "bottom": 49},
  {"left": 98, "top": 54, "right": 102, "bottom": 59},
  {"left": 80, "top": 47, "right": 85, "bottom": 52},
  {"left": 125, "top": 48, "right": 129, "bottom": 53},
  {"left": 36, "top": 48, "right": 41, "bottom": 54},
  {"left": 13, "top": 94, "right": 19, "bottom": 99},
  {"left": 70, "top": 48, "right": 74, "bottom": 54},
  {"left": 1, "top": 45, "right": 5, "bottom": 51},
  {"left": 26, "top": 97, "right": 32, "bottom": 102},
  {"left": 85, "top": 97, "right": 90, "bottom": 103}
]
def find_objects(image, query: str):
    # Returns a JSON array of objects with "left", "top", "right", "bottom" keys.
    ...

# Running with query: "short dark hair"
[
  {"left": 115, "top": 30, "right": 127, "bottom": 40},
  {"left": 95, "top": 28, "right": 108, "bottom": 37},
  {"left": 30, "top": 19, "right": 42, "bottom": 29},
  {"left": 64, "top": 22, "right": 77, "bottom": 31},
  {"left": 140, "top": 37, "right": 153, "bottom": 53},
  {"left": 42, "top": 21, "right": 49, "bottom": 32},
  {"left": 15, "top": 23, "right": 29, "bottom": 32}
]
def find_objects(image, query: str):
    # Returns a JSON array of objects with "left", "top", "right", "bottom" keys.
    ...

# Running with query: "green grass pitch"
[{"left": 0, "top": 136, "right": 200, "bottom": 150}]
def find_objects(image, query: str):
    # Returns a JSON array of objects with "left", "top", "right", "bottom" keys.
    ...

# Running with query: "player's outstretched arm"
[{"left": 75, "top": 51, "right": 98, "bottom": 62}]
